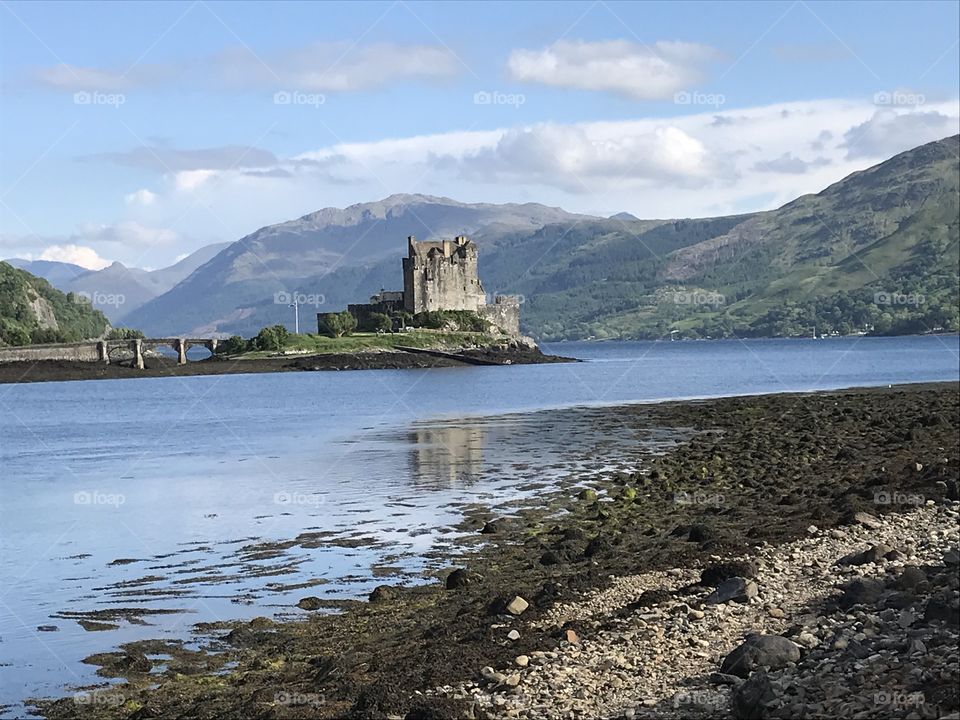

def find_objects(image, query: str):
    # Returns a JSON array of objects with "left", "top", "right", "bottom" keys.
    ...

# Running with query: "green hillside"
[
  {"left": 0, "top": 262, "right": 110, "bottom": 346},
  {"left": 502, "top": 135, "right": 960, "bottom": 340}
]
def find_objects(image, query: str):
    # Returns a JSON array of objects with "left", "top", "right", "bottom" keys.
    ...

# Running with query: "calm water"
[{"left": 0, "top": 335, "right": 957, "bottom": 712}]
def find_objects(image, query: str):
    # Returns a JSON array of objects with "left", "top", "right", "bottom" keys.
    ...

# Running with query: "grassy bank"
[{"left": 232, "top": 330, "right": 503, "bottom": 359}]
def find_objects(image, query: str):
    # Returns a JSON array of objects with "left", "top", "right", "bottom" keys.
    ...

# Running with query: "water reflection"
[{"left": 406, "top": 424, "right": 485, "bottom": 489}]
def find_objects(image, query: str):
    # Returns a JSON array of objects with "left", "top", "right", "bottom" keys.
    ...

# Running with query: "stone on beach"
[
  {"left": 505, "top": 596, "right": 529, "bottom": 615},
  {"left": 445, "top": 568, "right": 471, "bottom": 590},
  {"left": 706, "top": 577, "right": 758, "bottom": 604},
  {"left": 720, "top": 635, "right": 801, "bottom": 678}
]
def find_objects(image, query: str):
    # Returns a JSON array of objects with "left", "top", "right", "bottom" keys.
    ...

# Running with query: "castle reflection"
[{"left": 406, "top": 424, "right": 486, "bottom": 489}]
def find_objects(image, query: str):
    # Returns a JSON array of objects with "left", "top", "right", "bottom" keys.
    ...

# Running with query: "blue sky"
[{"left": 1, "top": 0, "right": 958, "bottom": 269}]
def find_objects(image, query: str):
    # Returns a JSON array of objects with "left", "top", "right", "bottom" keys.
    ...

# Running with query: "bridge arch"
[{"left": 105, "top": 338, "right": 220, "bottom": 369}]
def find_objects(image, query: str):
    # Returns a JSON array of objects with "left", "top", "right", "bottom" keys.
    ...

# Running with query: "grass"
[{"left": 232, "top": 330, "right": 503, "bottom": 359}]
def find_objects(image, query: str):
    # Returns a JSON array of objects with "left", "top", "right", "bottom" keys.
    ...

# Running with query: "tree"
[
  {"left": 0, "top": 318, "right": 31, "bottom": 346},
  {"left": 319, "top": 311, "right": 356, "bottom": 338},
  {"left": 30, "top": 327, "right": 63, "bottom": 344},
  {"left": 106, "top": 327, "right": 145, "bottom": 340},
  {"left": 254, "top": 324, "right": 289, "bottom": 351},
  {"left": 368, "top": 313, "right": 392, "bottom": 333},
  {"left": 217, "top": 335, "right": 248, "bottom": 356}
]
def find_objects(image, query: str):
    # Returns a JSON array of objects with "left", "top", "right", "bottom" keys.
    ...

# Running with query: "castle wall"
[
  {"left": 345, "top": 299, "right": 404, "bottom": 331},
  {"left": 480, "top": 296, "right": 521, "bottom": 336}
]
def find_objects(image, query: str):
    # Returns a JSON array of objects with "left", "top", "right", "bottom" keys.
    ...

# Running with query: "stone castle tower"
[
  {"left": 341, "top": 235, "right": 520, "bottom": 336},
  {"left": 402, "top": 235, "right": 486, "bottom": 314}
]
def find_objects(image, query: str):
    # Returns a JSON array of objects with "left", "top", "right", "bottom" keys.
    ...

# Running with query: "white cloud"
[
  {"left": 38, "top": 244, "right": 111, "bottom": 270},
  {"left": 221, "top": 43, "right": 460, "bottom": 91},
  {"left": 31, "top": 43, "right": 458, "bottom": 93},
  {"left": 842, "top": 109, "right": 959, "bottom": 159},
  {"left": 173, "top": 170, "right": 219, "bottom": 192},
  {"left": 3, "top": 223, "right": 182, "bottom": 270},
  {"left": 507, "top": 40, "right": 721, "bottom": 99},
  {"left": 125, "top": 189, "right": 157, "bottom": 206},
  {"left": 753, "top": 152, "right": 831, "bottom": 174},
  {"left": 31, "top": 63, "right": 170, "bottom": 91},
  {"left": 77, "top": 221, "right": 179, "bottom": 247},
  {"left": 92, "top": 145, "right": 279, "bottom": 173},
  {"left": 42, "top": 97, "right": 957, "bottom": 267},
  {"left": 450, "top": 124, "right": 717, "bottom": 191}
]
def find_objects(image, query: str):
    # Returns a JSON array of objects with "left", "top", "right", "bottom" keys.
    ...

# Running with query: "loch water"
[{"left": 1, "top": 334, "right": 958, "bottom": 712}]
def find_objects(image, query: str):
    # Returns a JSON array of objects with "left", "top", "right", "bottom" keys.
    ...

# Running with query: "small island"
[{"left": 0, "top": 236, "right": 573, "bottom": 384}]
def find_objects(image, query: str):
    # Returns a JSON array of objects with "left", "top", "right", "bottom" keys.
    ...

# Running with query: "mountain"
[
  {"left": 0, "top": 262, "right": 109, "bottom": 345},
  {"left": 141, "top": 242, "right": 231, "bottom": 294},
  {"left": 124, "top": 195, "right": 593, "bottom": 335},
  {"left": 55, "top": 243, "right": 231, "bottom": 324},
  {"left": 664, "top": 136, "right": 958, "bottom": 336},
  {"left": 125, "top": 136, "right": 959, "bottom": 340},
  {"left": 59, "top": 262, "right": 156, "bottom": 324},
  {"left": 473, "top": 135, "right": 957, "bottom": 340},
  {"left": 5, "top": 259, "right": 87, "bottom": 286},
  {"left": 558, "top": 134, "right": 959, "bottom": 340}
]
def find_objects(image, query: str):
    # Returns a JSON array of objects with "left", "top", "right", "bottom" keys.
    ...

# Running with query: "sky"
[{"left": 1, "top": 0, "right": 958, "bottom": 270}]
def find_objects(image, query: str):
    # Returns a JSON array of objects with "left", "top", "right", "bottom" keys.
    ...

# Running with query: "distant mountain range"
[
  {"left": 8, "top": 136, "right": 958, "bottom": 341},
  {"left": 122, "top": 195, "right": 591, "bottom": 335},
  {"left": 6, "top": 243, "right": 229, "bottom": 324}
]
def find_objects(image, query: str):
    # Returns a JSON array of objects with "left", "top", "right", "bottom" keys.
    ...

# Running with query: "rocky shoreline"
[
  {"left": 432, "top": 503, "right": 959, "bottom": 720},
  {"left": 32, "top": 382, "right": 959, "bottom": 719},
  {"left": 0, "top": 340, "right": 572, "bottom": 384}
]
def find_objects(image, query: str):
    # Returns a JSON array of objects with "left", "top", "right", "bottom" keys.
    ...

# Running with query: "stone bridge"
[
  {"left": 123, "top": 338, "right": 220, "bottom": 369},
  {"left": 0, "top": 338, "right": 219, "bottom": 368}
]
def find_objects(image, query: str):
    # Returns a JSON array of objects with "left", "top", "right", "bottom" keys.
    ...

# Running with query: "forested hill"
[{"left": 0, "top": 262, "right": 110, "bottom": 346}]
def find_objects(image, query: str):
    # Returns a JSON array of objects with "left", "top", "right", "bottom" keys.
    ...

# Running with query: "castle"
[{"left": 335, "top": 236, "right": 520, "bottom": 335}]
